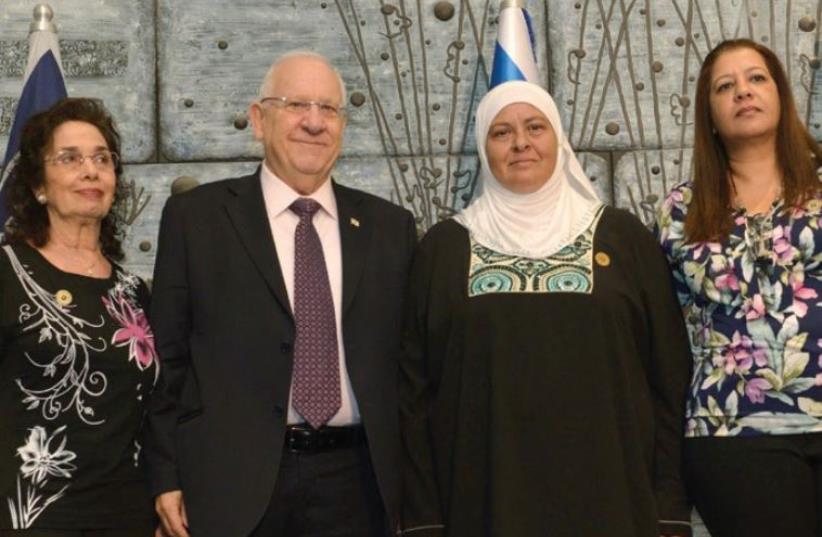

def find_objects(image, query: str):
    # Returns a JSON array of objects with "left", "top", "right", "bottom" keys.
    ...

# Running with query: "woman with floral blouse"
[
  {"left": 0, "top": 98, "right": 157, "bottom": 535},
  {"left": 656, "top": 39, "right": 822, "bottom": 537}
]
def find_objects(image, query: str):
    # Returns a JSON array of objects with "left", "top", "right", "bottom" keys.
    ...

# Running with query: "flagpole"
[
  {"left": 0, "top": 4, "right": 67, "bottom": 231},
  {"left": 24, "top": 5, "right": 64, "bottom": 81},
  {"left": 31, "top": 4, "right": 57, "bottom": 33}
]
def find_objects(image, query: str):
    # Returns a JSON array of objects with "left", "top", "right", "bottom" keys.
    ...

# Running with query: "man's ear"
[{"left": 248, "top": 102, "right": 265, "bottom": 141}]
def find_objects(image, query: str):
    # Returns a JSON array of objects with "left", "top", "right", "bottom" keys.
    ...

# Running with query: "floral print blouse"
[
  {"left": 0, "top": 243, "right": 158, "bottom": 529},
  {"left": 656, "top": 182, "right": 822, "bottom": 437}
]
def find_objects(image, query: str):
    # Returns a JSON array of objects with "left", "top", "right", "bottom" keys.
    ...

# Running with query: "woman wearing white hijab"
[{"left": 399, "top": 81, "right": 692, "bottom": 537}]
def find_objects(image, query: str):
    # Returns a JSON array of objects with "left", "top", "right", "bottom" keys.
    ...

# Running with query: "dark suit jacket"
[{"left": 144, "top": 170, "right": 417, "bottom": 537}]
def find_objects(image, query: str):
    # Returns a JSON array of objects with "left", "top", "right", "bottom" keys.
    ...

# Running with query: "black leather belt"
[{"left": 284, "top": 424, "right": 366, "bottom": 453}]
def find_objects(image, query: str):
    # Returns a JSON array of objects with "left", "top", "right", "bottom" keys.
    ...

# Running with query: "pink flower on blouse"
[
  {"left": 663, "top": 189, "right": 684, "bottom": 211},
  {"left": 790, "top": 273, "right": 818, "bottom": 318},
  {"left": 743, "top": 294, "right": 766, "bottom": 321},
  {"left": 745, "top": 378, "right": 772, "bottom": 404},
  {"left": 772, "top": 225, "right": 796, "bottom": 264},
  {"left": 715, "top": 268, "right": 740, "bottom": 291},
  {"left": 102, "top": 294, "right": 157, "bottom": 370},
  {"left": 723, "top": 331, "right": 768, "bottom": 374}
]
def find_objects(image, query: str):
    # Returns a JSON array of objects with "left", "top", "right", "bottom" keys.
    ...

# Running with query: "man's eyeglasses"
[
  {"left": 44, "top": 150, "right": 120, "bottom": 171},
  {"left": 260, "top": 96, "right": 346, "bottom": 119}
]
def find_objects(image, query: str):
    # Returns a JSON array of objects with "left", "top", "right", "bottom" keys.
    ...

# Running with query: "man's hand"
[{"left": 156, "top": 490, "right": 190, "bottom": 537}]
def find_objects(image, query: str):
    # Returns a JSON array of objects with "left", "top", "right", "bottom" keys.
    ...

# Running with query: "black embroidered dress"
[
  {"left": 0, "top": 243, "right": 157, "bottom": 530},
  {"left": 401, "top": 207, "right": 693, "bottom": 537}
]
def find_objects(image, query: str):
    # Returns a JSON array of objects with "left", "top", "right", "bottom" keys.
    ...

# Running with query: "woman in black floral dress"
[{"left": 0, "top": 98, "right": 157, "bottom": 536}]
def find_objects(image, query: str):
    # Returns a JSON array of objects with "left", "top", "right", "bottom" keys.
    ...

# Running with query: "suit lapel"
[
  {"left": 224, "top": 171, "right": 292, "bottom": 318},
  {"left": 334, "top": 181, "right": 370, "bottom": 315}
]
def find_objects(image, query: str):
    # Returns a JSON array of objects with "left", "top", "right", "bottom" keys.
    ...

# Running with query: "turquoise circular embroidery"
[
  {"left": 546, "top": 271, "right": 590, "bottom": 292},
  {"left": 470, "top": 270, "right": 515, "bottom": 294}
]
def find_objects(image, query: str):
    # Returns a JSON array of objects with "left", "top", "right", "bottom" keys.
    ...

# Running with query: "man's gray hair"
[{"left": 258, "top": 51, "right": 347, "bottom": 105}]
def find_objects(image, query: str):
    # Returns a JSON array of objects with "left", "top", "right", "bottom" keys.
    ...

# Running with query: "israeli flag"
[
  {"left": 0, "top": 6, "right": 67, "bottom": 230},
  {"left": 489, "top": 0, "right": 540, "bottom": 88}
]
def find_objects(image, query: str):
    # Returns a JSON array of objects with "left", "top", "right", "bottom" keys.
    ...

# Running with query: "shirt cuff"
[
  {"left": 397, "top": 524, "right": 446, "bottom": 536},
  {"left": 659, "top": 519, "right": 692, "bottom": 537}
]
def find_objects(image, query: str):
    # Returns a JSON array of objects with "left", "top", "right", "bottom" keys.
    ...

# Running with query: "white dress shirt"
[{"left": 259, "top": 163, "right": 360, "bottom": 426}]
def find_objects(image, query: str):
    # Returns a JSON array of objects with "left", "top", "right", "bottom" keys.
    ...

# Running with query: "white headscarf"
[{"left": 455, "top": 81, "right": 601, "bottom": 258}]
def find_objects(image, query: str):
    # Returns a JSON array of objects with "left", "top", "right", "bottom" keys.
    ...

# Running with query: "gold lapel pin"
[
  {"left": 55, "top": 289, "right": 73, "bottom": 306},
  {"left": 350, "top": 217, "right": 360, "bottom": 228},
  {"left": 595, "top": 252, "right": 611, "bottom": 267}
]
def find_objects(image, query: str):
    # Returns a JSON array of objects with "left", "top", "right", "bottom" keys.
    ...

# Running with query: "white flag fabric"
[{"left": 489, "top": 0, "right": 539, "bottom": 88}]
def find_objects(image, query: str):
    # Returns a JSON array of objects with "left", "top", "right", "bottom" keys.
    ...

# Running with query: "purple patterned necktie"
[{"left": 289, "top": 198, "right": 341, "bottom": 429}]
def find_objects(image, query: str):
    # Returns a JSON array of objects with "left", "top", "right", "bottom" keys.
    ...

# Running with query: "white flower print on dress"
[
  {"left": 17, "top": 425, "right": 77, "bottom": 483},
  {"left": 7, "top": 425, "right": 77, "bottom": 529},
  {"left": 3, "top": 246, "right": 154, "bottom": 425},
  {"left": 4, "top": 246, "right": 109, "bottom": 424}
]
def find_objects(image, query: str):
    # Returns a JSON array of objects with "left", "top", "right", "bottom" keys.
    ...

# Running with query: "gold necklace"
[
  {"left": 60, "top": 245, "right": 102, "bottom": 276},
  {"left": 38, "top": 241, "right": 105, "bottom": 277},
  {"left": 81, "top": 257, "right": 98, "bottom": 276},
  {"left": 730, "top": 177, "right": 781, "bottom": 215}
]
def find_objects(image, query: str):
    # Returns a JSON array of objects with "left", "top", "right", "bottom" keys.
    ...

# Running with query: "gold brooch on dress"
[{"left": 55, "top": 289, "right": 73, "bottom": 306}]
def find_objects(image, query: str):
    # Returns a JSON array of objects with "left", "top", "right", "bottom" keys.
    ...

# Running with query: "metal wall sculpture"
[
  {"left": 2, "top": 2, "right": 821, "bottom": 535},
  {"left": 1, "top": 1, "right": 820, "bottom": 281}
]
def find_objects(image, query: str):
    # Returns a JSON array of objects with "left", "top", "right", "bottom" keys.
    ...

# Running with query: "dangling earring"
[{"left": 35, "top": 193, "right": 47, "bottom": 204}]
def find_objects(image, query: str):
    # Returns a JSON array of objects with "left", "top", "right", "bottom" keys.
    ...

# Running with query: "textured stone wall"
[{"left": 2, "top": 2, "right": 822, "bottom": 534}]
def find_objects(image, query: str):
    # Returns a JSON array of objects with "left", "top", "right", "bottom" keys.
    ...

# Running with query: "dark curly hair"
[{"left": 1, "top": 97, "right": 128, "bottom": 261}]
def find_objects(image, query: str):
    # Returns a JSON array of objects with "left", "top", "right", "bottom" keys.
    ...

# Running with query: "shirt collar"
[{"left": 260, "top": 161, "right": 338, "bottom": 221}]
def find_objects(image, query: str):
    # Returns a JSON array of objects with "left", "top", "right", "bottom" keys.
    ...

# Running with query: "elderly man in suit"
[{"left": 146, "top": 51, "right": 416, "bottom": 537}]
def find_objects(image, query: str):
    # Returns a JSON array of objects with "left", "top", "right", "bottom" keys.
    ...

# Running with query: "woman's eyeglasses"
[{"left": 44, "top": 150, "right": 120, "bottom": 171}]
